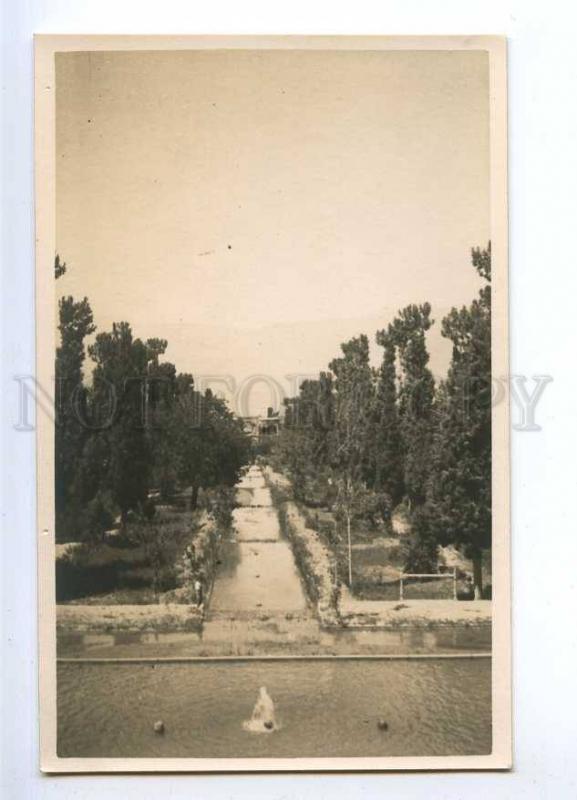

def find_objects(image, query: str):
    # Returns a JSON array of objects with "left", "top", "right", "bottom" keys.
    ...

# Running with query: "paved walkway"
[
  {"left": 339, "top": 587, "right": 492, "bottom": 626},
  {"left": 206, "top": 465, "right": 309, "bottom": 617}
]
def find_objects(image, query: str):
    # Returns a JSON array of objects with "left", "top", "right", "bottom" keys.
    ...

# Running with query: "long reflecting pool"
[{"left": 58, "top": 658, "right": 491, "bottom": 758}]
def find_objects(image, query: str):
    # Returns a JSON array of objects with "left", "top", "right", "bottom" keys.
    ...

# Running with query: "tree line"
[
  {"left": 278, "top": 244, "right": 492, "bottom": 597},
  {"left": 55, "top": 255, "right": 251, "bottom": 543}
]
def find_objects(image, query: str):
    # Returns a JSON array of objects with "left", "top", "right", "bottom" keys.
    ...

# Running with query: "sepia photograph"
[{"left": 35, "top": 35, "right": 509, "bottom": 771}]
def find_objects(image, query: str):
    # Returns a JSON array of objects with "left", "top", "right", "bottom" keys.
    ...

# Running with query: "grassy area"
[
  {"left": 56, "top": 505, "right": 202, "bottom": 604},
  {"left": 276, "top": 477, "right": 492, "bottom": 601},
  {"left": 63, "top": 588, "right": 162, "bottom": 605}
]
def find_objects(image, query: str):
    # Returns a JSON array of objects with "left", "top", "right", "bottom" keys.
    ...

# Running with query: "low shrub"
[{"left": 56, "top": 507, "right": 199, "bottom": 603}]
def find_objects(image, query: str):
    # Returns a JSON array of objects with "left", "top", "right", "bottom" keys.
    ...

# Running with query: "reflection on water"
[
  {"left": 58, "top": 616, "right": 491, "bottom": 658},
  {"left": 58, "top": 622, "right": 491, "bottom": 659},
  {"left": 57, "top": 659, "right": 492, "bottom": 758}
]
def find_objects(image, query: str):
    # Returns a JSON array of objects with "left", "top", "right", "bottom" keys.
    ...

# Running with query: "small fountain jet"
[{"left": 243, "top": 686, "right": 278, "bottom": 733}]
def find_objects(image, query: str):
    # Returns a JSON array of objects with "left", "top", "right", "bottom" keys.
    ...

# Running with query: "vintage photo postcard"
[{"left": 35, "top": 35, "right": 509, "bottom": 772}]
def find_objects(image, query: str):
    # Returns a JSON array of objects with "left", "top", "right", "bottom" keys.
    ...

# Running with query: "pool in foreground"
[{"left": 57, "top": 657, "right": 491, "bottom": 758}]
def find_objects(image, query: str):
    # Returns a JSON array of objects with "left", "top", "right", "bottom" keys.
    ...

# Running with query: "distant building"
[{"left": 242, "top": 410, "right": 281, "bottom": 440}]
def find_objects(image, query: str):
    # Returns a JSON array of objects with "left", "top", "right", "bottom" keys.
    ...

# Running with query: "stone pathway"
[{"left": 200, "top": 465, "right": 316, "bottom": 652}]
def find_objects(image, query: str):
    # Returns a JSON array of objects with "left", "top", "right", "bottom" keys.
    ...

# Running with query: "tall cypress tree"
[
  {"left": 87, "top": 322, "right": 151, "bottom": 526},
  {"left": 372, "top": 330, "right": 404, "bottom": 512},
  {"left": 55, "top": 257, "right": 96, "bottom": 538},
  {"left": 427, "top": 244, "right": 492, "bottom": 597},
  {"left": 329, "top": 335, "right": 375, "bottom": 585},
  {"left": 388, "top": 303, "right": 435, "bottom": 508}
]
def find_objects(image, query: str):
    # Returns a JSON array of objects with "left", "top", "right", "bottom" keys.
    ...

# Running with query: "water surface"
[{"left": 58, "top": 658, "right": 492, "bottom": 758}]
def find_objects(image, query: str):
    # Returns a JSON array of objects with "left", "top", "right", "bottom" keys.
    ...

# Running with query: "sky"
[{"left": 55, "top": 48, "right": 490, "bottom": 415}]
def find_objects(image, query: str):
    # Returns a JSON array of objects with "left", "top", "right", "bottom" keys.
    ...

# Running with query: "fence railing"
[{"left": 399, "top": 569, "right": 458, "bottom": 601}]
